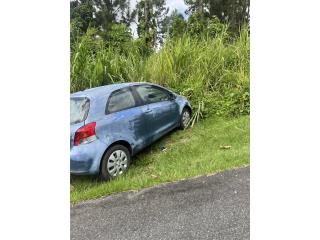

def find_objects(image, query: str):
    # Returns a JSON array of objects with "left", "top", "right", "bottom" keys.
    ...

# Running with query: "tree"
[
  {"left": 136, "top": 0, "right": 155, "bottom": 48},
  {"left": 70, "top": 0, "right": 95, "bottom": 34},
  {"left": 153, "top": 0, "right": 169, "bottom": 44},
  {"left": 184, "top": 0, "right": 250, "bottom": 31},
  {"left": 185, "top": 0, "right": 209, "bottom": 16},
  {"left": 186, "top": 11, "right": 210, "bottom": 37},
  {"left": 166, "top": 10, "right": 187, "bottom": 39},
  {"left": 136, "top": 0, "right": 169, "bottom": 49},
  {"left": 93, "top": 0, "right": 135, "bottom": 39},
  {"left": 106, "top": 23, "right": 132, "bottom": 51},
  {"left": 207, "top": 0, "right": 249, "bottom": 31}
]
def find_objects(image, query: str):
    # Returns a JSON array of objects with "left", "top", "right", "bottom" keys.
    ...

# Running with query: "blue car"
[{"left": 70, "top": 82, "right": 192, "bottom": 180}]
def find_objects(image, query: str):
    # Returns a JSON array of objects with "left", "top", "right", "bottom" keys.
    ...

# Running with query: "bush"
[{"left": 70, "top": 22, "right": 250, "bottom": 121}]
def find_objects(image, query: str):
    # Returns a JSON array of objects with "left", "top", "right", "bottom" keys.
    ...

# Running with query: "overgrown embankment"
[{"left": 71, "top": 25, "right": 250, "bottom": 121}]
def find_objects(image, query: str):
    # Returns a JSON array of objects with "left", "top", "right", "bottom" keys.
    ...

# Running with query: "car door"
[
  {"left": 133, "top": 85, "right": 180, "bottom": 141},
  {"left": 97, "top": 87, "right": 148, "bottom": 153}
]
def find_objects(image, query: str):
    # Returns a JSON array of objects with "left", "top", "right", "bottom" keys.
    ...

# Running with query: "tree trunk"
[
  {"left": 144, "top": 0, "right": 149, "bottom": 33},
  {"left": 199, "top": 0, "right": 204, "bottom": 14}
]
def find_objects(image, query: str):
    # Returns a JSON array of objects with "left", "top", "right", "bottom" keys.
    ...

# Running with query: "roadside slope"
[{"left": 71, "top": 116, "right": 249, "bottom": 204}]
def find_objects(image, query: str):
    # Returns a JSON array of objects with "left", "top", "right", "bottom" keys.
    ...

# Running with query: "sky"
[
  {"left": 130, "top": 0, "right": 188, "bottom": 38},
  {"left": 165, "top": 0, "right": 188, "bottom": 17},
  {"left": 129, "top": 0, "right": 187, "bottom": 17}
]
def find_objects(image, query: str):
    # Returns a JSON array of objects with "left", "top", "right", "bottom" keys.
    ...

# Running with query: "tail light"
[{"left": 74, "top": 122, "right": 97, "bottom": 146}]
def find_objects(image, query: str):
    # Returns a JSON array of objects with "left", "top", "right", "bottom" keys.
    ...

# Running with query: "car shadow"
[{"left": 134, "top": 129, "right": 178, "bottom": 157}]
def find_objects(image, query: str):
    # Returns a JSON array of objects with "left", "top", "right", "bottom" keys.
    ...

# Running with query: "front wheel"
[
  {"left": 100, "top": 145, "right": 131, "bottom": 181},
  {"left": 180, "top": 107, "right": 191, "bottom": 130}
]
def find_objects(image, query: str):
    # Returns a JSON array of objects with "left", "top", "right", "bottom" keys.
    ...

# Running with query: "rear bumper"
[
  {"left": 70, "top": 139, "right": 107, "bottom": 175},
  {"left": 70, "top": 160, "right": 93, "bottom": 174}
]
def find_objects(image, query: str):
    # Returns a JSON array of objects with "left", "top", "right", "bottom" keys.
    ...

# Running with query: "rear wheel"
[
  {"left": 100, "top": 144, "right": 131, "bottom": 181},
  {"left": 180, "top": 107, "right": 191, "bottom": 130}
]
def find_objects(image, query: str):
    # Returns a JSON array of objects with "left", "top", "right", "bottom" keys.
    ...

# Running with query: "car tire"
[
  {"left": 180, "top": 107, "right": 191, "bottom": 130},
  {"left": 100, "top": 144, "right": 131, "bottom": 181}
]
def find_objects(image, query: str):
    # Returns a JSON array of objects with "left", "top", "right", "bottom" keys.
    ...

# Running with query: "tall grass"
[{"left": 70, "top": 25, "right": 250, "bottom": 119}]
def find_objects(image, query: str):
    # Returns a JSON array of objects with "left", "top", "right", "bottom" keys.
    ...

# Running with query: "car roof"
[{"left": 71, "top": 82, "right": 156, "bottom": 99}]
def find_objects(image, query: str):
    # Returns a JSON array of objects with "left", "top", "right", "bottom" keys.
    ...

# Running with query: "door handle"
[{"left": 145, "top": 109, "right": 152, "bottom": 113}]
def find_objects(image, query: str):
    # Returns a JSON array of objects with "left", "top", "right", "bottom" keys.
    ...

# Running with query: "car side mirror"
[{"left": 169, "top": 93, "right": 176, "bottom": 101}]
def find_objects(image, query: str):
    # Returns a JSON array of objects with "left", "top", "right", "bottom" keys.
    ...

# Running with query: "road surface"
[{"left": 71, "top": 166, "right": 249, "bottom": 240}]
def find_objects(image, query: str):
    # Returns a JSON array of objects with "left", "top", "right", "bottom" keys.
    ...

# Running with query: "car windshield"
[{"left": 70, "top": 97, "right": 90, "bottom": 124}]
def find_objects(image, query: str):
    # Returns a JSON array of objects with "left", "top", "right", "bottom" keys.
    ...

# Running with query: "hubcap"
[
  {"left": 182, "top": 111, "right": 191, "bottom": 127},
  {"left": 107, "top": 150, "right": 128, "bottom": 177}
]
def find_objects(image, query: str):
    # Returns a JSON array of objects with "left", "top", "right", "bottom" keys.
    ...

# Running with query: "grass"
[
  {"left": 71, "top": 115, "right": 249, "bottom": 204},
  {"left": 71, "top": 26, "right": 250, "bottom": 118}
]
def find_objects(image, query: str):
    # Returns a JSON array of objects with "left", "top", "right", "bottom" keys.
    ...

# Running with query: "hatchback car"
[{"left": 70, "top": 82, "right": 191, "bottom": 180}]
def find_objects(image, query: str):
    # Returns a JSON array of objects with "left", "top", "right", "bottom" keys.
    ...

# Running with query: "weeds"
[{"left": 71, "top": 25, "right": 250, "bottom": 119}]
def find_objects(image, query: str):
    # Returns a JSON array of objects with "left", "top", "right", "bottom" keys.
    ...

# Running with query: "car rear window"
[{"left": 70, "top": 97, "right": 90, "bottom": 124}]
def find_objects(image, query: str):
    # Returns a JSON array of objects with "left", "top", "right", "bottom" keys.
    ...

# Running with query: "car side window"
[
  {"left": 107, "top": 88, "right": 136, "bottom": 113},
  {"left": 135, "top": 85, "right": 170, "bottom": 104}
]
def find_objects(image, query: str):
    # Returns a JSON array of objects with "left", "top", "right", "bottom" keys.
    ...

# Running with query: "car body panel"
[
  {"left": 70, "top": 82, "right": 191, "bottom": 175},
  {"left": 96, "top": 105, "right": 148, "bottom": 154},
  {"left": 145, "top": 100, "right": 180, "bottom": 140},
  {"left": 70, "top": 139, "right": 107, "bottom": 174}
]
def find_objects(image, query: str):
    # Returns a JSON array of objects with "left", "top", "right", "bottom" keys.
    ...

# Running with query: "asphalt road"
[{"left": 71, "top": 167, "right": 250, "bottom": 240}]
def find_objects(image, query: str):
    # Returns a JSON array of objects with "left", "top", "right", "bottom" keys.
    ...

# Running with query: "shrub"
[{"left": 70, "top": 23, "right": 250, "bottom": 120}]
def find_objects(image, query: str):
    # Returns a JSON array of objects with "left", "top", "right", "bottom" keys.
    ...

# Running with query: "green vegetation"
[
  {"left": 71, "top": 0, "right": 250, "bottom": 120},
  {"left": 71, "top": 115, "right": 249, "bottom": 204},
  {"left": 70, "top": 1, "right": 250, "bottom": 120},
  {"left": 70, "top": 1, "right": 250, "bottom": 203},
  {"left": 71, "top": 24, "right": 249, "bottom": 120}
]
